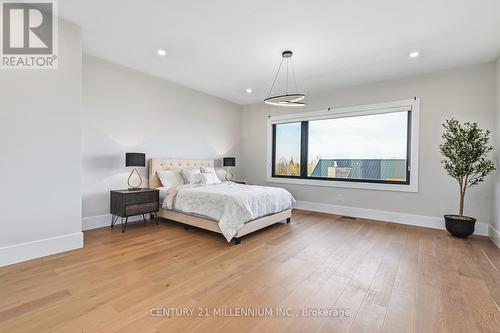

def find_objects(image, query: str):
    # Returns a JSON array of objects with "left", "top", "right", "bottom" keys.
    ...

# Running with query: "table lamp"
[
  {"left": 126, "top": 153, "right": 145, "bottom": 190},
  {"left": 223, "top": 157, "right": 236, "bottom": 181}
]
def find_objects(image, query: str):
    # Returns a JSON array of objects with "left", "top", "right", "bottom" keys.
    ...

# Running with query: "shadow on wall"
[
  {"left": 81, "top": 154, "right": 146, "bottom": 217},
  {"left": 83, "top": 154, "right": 122, "bottom": 169},
  {"left": 82, "top": 153, "right": 241, "bottom": 219},
  {"left": 82, "top": 192, "right": 109, "bottom": 217},
  {"left": 83, "top": 154, "right": 239, "bottom": 186}
]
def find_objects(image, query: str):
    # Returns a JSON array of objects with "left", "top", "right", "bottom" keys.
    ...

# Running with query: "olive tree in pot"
[{"left": 439, "top": 119, "right": 495, "bottom": 238}]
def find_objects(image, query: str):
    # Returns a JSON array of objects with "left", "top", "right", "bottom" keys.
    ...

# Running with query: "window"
[
  {"left": 268, "top": 99, "right": 419, "bottom": 192},
  {"left": 307, "top": 112, "right": 409, "bottom": 183},
  {"left": 273, "top": 122, "right": 301, "bottom": 177}
]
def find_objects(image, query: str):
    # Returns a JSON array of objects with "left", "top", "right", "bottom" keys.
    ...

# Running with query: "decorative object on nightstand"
[
  {"left": 223, "top": 157, "right": 236, "bottom": 181},
  {"left": 110, "top": 188, "right": 159, "bottom": 232},
  {"left": 126, "top": 152, "right": 145, "bottom": 190}
]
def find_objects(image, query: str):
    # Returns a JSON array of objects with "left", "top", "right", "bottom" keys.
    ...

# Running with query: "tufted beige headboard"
[{"left": 148, "top": 158, "right": 215, "bottom": 188}]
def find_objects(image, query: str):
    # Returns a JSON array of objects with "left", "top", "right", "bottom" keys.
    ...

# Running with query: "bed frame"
[{"left": 149, "top": 158, "right": 291, "bottom": 244}]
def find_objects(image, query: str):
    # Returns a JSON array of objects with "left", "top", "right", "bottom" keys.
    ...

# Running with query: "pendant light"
[{"left": 264, "top": 50, "right": 305, "bottom": 107}]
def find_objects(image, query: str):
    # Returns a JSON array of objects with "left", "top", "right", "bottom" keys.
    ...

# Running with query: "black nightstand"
[{"left": 110, "top": 188, "right": 159, "bottom": 232}]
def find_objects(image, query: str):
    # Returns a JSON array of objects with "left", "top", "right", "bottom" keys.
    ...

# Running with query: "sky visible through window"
[
  {"left": 275, "top": 112, "right": 408, "bottom": 163},
  {"left": 275, "top": 122, "right": 301, "bottom": 176},
  {"left": 275, "top": 122, "right": 301, "bottom": 160},
  {"left": 308, "top": 111, "right": 408, "bottom": 161}
]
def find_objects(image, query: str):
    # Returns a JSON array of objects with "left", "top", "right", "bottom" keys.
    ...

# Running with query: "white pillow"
[
  {"left": 157, "top": 169, "right": 184, "bottom": 188},
  {"left": 200, "top": 173, "right": 222, "bottom": 185},
  {"left": 182, "top": 168, "right": 202, "bottom": 184},
  {"left": 200, "top": 166, "right": 217, "bottom": 175}
]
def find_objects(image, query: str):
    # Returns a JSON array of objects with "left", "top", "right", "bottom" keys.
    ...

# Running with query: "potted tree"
[{"left": 439, "top": 119, "right": 495, "bottom": 238}]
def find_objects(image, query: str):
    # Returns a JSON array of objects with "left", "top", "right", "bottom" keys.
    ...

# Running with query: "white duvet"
[{"left": 162, "top": 182, "right": 295, "bottom": 242}]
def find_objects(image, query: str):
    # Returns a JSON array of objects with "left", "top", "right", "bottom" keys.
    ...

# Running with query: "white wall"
[
  {"left": 241, "top": 63, "right": 496, "bottom": 233},
  {"left": 82, "top": 56, "right": 242, "bottom": 229},
  {"left": 0, "top": 20, "right": 83, "bottom": 266},
  {"left": 491, "top": 58, "right": 500, "bottom": 247}
]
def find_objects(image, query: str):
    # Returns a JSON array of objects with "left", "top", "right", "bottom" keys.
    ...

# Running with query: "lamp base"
[
  {"left": 225, "top": 167, "right": 234, "bottom": 181},
  {"left": 127, "top": 168, "right": 143, "bottom": 190}
]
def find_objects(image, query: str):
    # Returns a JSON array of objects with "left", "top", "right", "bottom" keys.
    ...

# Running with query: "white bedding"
[
  {"left": 161, "top": 182, "right": 295, "bottom": 242},
  {"left": 158, "top": 187, "right": 169, "bottom": 202}
]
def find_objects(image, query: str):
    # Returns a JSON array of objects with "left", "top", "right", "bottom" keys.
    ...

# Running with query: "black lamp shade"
[
  {"left": 126, "top": 153, "right": 145, "bottom": 167},
  {"left": 223, "top": 157, "right": 236, "bottom": 167}
]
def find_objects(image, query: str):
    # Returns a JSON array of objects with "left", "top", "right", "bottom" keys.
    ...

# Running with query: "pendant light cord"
[
  {"left": 286, "top": 57, "right": 289, "bottom": 95},
  {"left": 265, "top": 51, "right": 305, "bottom": 106},
  {"left": 290, "top": 58, "right": 299, "bottom": 93},
  {"left": 267, "top": 56, "right": 284, "bottom": 98}
]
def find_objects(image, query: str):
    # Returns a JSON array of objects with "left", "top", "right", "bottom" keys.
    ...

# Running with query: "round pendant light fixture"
[{"left": 264, "top": 50, "right": 305, "bottom": 107}]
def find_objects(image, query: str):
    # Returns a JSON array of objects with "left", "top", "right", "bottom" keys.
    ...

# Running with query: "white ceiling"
[{"left": 60, "top": 0, "right": 500, "bottom": 105}]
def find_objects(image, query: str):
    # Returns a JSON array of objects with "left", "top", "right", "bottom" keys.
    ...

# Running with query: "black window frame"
[{"left": 271, "top": 111, "right": 412, "bottom": 185}]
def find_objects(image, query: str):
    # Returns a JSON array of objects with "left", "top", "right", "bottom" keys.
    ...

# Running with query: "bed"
[{"left": 149, "top": 158, "right": 294, "bottom": 244}]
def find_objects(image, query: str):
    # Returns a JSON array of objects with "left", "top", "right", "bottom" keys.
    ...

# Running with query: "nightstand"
[{"left": 110, "top": 188, "right": 159, "bottom": 232}]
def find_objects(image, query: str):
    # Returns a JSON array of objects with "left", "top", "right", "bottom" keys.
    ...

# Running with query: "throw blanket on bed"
[{"left": 162, "top": 183, "right": 295, "bottom": 242}]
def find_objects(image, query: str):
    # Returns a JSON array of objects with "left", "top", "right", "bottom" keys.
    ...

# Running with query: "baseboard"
[
  {"left": 83, "top": 204, "right": 494, "bottom": 240},
  {"left": 294, "top": 200, "right": 489, "bottom": 236},
  {"left": 82, "top": 214, "right": 144, "bottom": 231},
  {"left": 488, "top": 225, "right": 500, "bottom": 249},
  {"left": 0, "top": 232, "right": 83, "bottom": 267}
]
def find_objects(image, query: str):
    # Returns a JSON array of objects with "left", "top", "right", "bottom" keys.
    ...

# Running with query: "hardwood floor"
[{"left": 0, "top": 209, "right": 499, "bottom": 332}]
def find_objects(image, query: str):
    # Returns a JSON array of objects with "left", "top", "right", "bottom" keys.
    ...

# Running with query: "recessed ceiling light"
[
  {"left": 157, "top": 49, "right": 167, "bottom": 56},
  {"left": 245, "top": 88, "right": 253, "bottom": 94},
  {"left": 409, "top": 51, "right": 420, "bottom": 58}
]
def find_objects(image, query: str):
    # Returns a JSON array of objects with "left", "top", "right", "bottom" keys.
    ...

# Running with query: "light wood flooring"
[{"left": 0, "top": 210, "right": 499, "bottom": 332}]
